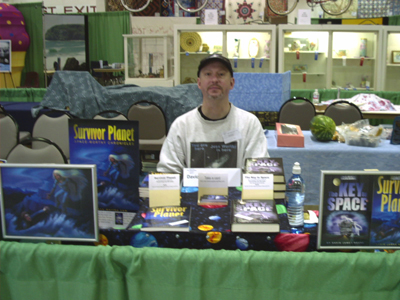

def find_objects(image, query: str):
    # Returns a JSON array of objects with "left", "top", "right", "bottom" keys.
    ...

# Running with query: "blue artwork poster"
[
  {"left": 69, "top": 119, "right": 140, "bottom": 229},
  {"left": 0, "top": 165, "right": 98, "bottom": 242}
]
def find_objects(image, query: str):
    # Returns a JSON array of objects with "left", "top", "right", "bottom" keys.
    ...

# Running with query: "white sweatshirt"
[{"left": 157, "top": 104, "right": 269, "bottom": 174}]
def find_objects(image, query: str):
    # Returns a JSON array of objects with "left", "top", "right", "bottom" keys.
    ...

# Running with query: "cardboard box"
[
  {"left": 276, "top": 123, "right": 304, "bottom": 148},
  {"left": 229, "top": 71, "right": 291, "bottom": 111}
]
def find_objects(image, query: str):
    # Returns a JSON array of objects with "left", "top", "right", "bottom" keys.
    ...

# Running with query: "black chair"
[
  {"left": 93, "top": 110, "right": 128, "bottom": 120},
  {"left": 278, "top": 97, "right": 316, "bottom": 130},
  {"left": 324, "top": 100, "right": 363, "bottom": 125},
  {"left": 32, "top": 110, "right": 75, "bottom": 160},
  {"left": 6, "top": 137, "right": 68, "bottom": 164},
  {"left": 0, "top": 111, "right": 19, "bottom": 160},
  {"left": 127, "top": 100, "right": 167, "bottom": 151}
]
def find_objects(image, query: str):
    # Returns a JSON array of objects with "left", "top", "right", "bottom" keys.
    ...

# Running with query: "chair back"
[
  {"left": 127, "top": 100, "right": 167, "bottom": 151},
  {"left": 0, "top": 112, "right": 19, "bottom": 160},
  {"left": 278, "top": 97, "right": 316, "bottom": 130},
  {"left": 93, "top": 110, "right": 128, "bottom": 121},
  {"left": 32, "top": 111, "right": 73, "bottom": 159},
  {"left": 324, "top": 100, "right": 363, "bottom": 125},
  {"left": 7, "top": 137, "right": 68, "bottom": 164}
]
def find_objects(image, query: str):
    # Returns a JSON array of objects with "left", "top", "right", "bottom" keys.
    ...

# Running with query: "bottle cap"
[{"left": 292, "top": 162, "right": 301, "bottom": 174}]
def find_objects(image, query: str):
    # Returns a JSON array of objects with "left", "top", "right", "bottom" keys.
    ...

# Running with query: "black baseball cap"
[{"left": 197, "top": 54, "right": 233, "bottom": 77}]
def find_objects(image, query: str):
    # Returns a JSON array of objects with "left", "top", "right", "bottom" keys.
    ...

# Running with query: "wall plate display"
[
  {"left": 292, "top": 64, "right": 307, "bottom": 72},
  {"left": 180, "top": 32, "right": 202, "bottom": 52},
  {"left": 248, "top": 38, "right": 259, "bottom": 57}
]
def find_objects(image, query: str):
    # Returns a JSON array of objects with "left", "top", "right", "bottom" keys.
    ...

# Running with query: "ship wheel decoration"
[{"left": 235, "top": 1, "right": 255, "bottom": 21}]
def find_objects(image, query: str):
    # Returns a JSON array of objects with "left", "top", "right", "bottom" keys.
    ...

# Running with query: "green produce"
[{"left": 310, "top": 115, "right": 336, "bottom": 141}]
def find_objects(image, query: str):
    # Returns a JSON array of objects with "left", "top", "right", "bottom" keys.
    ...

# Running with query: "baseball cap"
[{"left": 197, "top": 54, "right": 233, "bottom": 77}]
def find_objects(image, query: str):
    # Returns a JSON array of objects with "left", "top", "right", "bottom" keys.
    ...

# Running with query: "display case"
[
  {"left": 174, "top": 25, "right": 276, "bottom": 85},
  {"left": 381, "top": 26, "right": 400, "bottom": 92},
  {"left": 123, "top": 34, "right": 174, "bottom": 87},
  {"left": 278, "top": 25, "right": 383, "bottom": 91}
]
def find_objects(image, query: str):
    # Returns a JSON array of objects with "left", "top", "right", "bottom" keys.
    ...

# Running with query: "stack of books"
[{"left": 244, "top": 157, "right": 286, "bottom": 202}]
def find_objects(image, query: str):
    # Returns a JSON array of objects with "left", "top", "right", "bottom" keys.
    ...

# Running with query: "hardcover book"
[
  {"left": 244, "top": 157, "right": 285, "bottom": 183},
  {"left": 68, "top": 119, "right": 140, "bottom": 229},
  {"left": 231, "top": 199, "right": 280, "bottom": 232},
  {"left": 137, "top": 206, "right": 191, "bottom": 232},
  {"left": 318, "top": 171, "right": 400, "bottom": 250}
]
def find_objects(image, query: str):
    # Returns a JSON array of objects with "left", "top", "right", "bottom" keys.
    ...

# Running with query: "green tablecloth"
[
  {"left": 1, "top": 241, "right": 400, "bottom": 300},
  {"left": 0, "top": 88, "right": 47, "bottom": 103}
]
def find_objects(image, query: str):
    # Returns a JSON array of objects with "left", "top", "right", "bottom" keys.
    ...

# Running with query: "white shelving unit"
[
  {"left": 277, "top": 25, "right": 383, "bottom": 91},
  {"left": 123, "top": 34, "right": 174, "bottom": 87},
  {"left": 174, "top": 25, "right": 277, "bottom": 86},
  {"left": 381, "top": 26, "right": 400, "bottom": 92}
]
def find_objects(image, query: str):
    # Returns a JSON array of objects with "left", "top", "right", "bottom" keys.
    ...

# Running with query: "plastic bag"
[{"left": 335, "top": 119, "right": 383, "bottom": 147}]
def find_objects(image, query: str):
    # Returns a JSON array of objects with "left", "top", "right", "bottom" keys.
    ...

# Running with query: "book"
[
  {"left": 198, "top": 194, "right": 228, "bottom": 207},
  {"left": 68, "top": 119, "right": 140, "bottom": 229},
  {"left": 318, "top": 171, "right": 400, "bottom": 249},
  {"left": 244, "top": 157, "right": 285, "bottom": 183},
  {"left": 136, "top": 206, "right": 191, "bottom": 232},
  {"left": 231, "top": 199, "right": 280, "bottom": 232}
]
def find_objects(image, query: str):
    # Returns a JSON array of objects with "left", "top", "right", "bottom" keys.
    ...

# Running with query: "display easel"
[{"left": 2, "top": 72, "right": 16, "bottom": 88}]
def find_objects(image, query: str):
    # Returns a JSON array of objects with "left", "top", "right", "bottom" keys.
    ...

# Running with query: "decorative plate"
[{"left": 180, "top": 32, "right": 202, "bottom": 52}]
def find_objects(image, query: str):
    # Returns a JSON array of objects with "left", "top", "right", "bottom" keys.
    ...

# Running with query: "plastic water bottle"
[
  {"left": 312, "top": 89, "right": 319, "bottom": 104},
  {"left": 286, "top": 162, "right": 305, "bottom": 233}
]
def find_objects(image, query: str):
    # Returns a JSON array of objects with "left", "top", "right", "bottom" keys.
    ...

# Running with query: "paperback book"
[
  {"left": 244, "top": 157, "right": 285, "bottom": 183},
  {"left": 69, "top": 119, "right": 140, "bottom": 229},
  {"left": 318, "top": 171, "right": 400, "bottom": 250},
  {"left": 231, "top": 199, "right": 280, "bottom": 232},
  {"left": 132, "top": 206, "right": 191, "bottom": 232}
]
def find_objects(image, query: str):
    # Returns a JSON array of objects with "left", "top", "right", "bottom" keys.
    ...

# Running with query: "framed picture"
[
  {"left": 0, "top": 163, "right": 99, "bottom": 242},
  {"left": 318, "top": 170, "right": 400, "bottom": 250},
  {"left": 0, "top": 40, "right": 12, "bottom": 73},
  {"left": 392, "top": 51, "right": 400, "bottom": 64}
]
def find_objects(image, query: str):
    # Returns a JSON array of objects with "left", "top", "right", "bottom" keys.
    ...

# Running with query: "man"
[{"left": 157, "top": 54, "right": 269, "bottom": 174}]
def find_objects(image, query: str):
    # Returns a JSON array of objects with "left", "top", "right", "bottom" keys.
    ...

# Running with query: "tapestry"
[{"left": 200, "top": 0, "right": 225, "bottom": 23}]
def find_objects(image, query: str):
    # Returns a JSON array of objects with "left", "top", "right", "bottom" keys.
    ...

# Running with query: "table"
[
  {"left": 266, "top": 130, "right": 400, "bottom": 206},
  {"left": 315, "top": 104, "right": 400, "bottom": 120}
]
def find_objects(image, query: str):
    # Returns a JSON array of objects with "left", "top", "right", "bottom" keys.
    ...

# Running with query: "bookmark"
[
  {"left": 342, "top": 56, "right": 346, "bottom": 66},
  {"left": 251, "top": 57, "right": 255, "bottom": 68},
  {"left": 314, "top": 52, "right": 318, "bottom": 60},
  {"left": 360, "top": 57, "right": 364, "bottom": 66},
  {"left": 296, "top": 50, "right": 300, "bottom": 60},
  {"left": 303, "top": 72, "right": 306, "bottom": 82},
  {"left": 234, "top": 57, "right": 238, "bottom": 68}
]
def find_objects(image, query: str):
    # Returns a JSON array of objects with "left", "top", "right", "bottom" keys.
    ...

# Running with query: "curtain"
[
  {"left": 13, "top": 2, "right": 44, "bottom": 88},
  {"left": 388, "top": 15, "right": 400, "bottom": 25},
  {"left": 86, "top": 11, "right": 131, "bottom": 64}
]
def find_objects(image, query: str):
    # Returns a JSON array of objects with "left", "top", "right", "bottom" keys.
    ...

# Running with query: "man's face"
[{"left": 197, "top": 61, "right": 234, "bottom": 101}]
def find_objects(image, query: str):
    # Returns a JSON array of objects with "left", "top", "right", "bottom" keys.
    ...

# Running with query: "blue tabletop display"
[{"left": 130, "top": 232, "right": 158, "bottom": 248}]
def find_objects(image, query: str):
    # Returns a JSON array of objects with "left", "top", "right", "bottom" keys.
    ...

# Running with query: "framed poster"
[
  {"left": 318, "top": 170, "right": 400, "bottom": 250},
  {"left": 43, "top": 14, "right": 89, "bottom": 71},
  {"left": 0, "top": 40, "right": 11, "bottom": 73},
  {"left": 0, "top": 163, "right": 99, "bottom": 242}
]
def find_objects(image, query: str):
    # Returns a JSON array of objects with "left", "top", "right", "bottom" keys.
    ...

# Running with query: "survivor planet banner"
[{"left": 318, "top": 171, "right": 400, "bottom": 250}]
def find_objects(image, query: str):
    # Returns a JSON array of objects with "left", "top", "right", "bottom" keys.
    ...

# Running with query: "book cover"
[
  {"left": 231, "top": 199, "right": 280, "bottom": 232},
  {"left": 370, "top": 174, "right": 400, "bottom": 247},
  {"left": 69, "top": 119, "right": 140, "bottom": 229},
  {"left": 138, "top": 206, "right": 191, "bottom": 232},
  {"left": 319, "top": 173, "right": 374, "bottom": 248},
  {"left": 190, "top": 204, "right": 232, "bottom": 233},
  {"left": 244, "top": 157, "right": 285, "bottom": 183}
]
